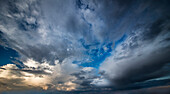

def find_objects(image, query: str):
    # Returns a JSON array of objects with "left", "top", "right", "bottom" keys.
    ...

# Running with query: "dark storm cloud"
[{"left": 99, "top": 16, "right": 170, "bottom": 89}]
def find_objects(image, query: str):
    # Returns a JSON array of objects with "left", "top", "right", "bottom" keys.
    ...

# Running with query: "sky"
[{"left": 0, "top": 0, "right": 170, "bottom": 94}]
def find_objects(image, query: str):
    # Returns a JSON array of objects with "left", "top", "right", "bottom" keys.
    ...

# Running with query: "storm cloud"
[{"left": 99, "top": 17, "right": 170, "bottom": 89}]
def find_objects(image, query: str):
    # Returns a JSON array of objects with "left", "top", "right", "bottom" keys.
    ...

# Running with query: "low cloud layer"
[{"left": 0, "top": 58, "right": 81, "bottom": 91}]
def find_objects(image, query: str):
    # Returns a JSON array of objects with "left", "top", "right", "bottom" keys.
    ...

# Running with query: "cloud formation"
[
  {"left": 0, "top": 0, "right": 170, "bottom": 93},
  {"left": 0, "top": 58, "right": 81, "bottom": 91}
]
